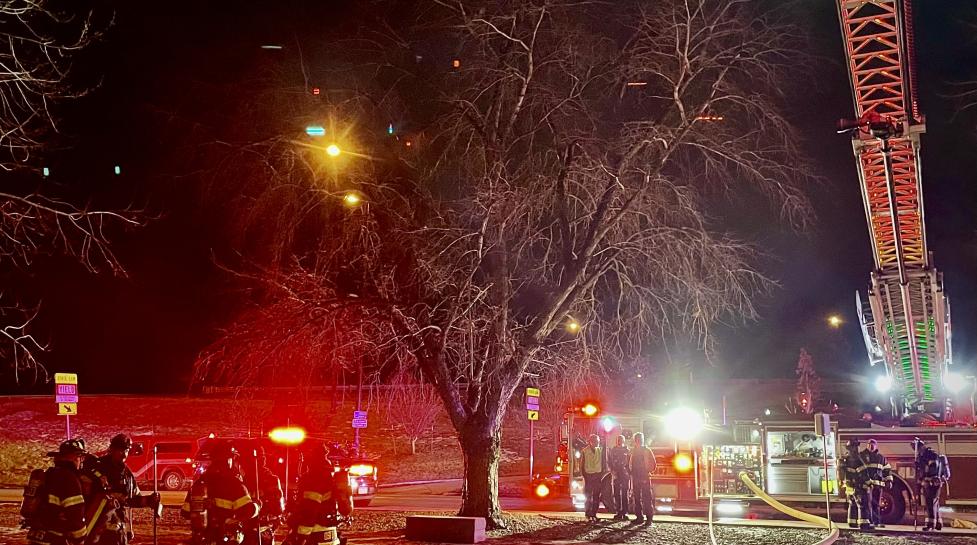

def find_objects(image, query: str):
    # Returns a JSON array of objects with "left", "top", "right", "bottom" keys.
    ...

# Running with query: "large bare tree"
[
  {"left": 193, "top": 0, "right": 814, "bottom": 526},
  {"left": 1, "top": 1, "right": 138, "bottom": 384}
]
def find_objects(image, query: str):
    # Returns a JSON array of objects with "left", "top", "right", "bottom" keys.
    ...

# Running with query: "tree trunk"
[
  {"left": 410, "top": 436, "right": 418, "bottom": 455},
  {"left": 458, "top": 426, "right": 505, "bottom": 529}
]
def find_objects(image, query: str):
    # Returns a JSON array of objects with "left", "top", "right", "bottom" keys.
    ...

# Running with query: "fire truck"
[
  {"left": 124, "top": 435, "right": 198, "bottom": 490},
  {"left": 533, "top": 405, "right": 976, "bottom": 524}
]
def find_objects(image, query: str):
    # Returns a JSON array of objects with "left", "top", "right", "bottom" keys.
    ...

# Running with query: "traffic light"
[{"left": 580, "top": 403, "right": 599, "bottom": 417}]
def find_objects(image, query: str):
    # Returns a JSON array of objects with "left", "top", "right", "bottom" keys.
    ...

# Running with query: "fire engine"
[
  {"left": 124, "top": 435, "right": 198, "bottom": 490},
  {"left": 533, "top": 405, "right": 975, "bottom": 524}
]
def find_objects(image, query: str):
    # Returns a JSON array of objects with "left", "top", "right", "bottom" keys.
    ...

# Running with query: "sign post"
[
  {"left": 526, "top": 387, "right": 540, "bottom": 480},
  {"left": 54, "top": 373, "right": 78, "bottom": 440},
  {"left": 814, "top": 413, "right": 833, "bottom": 529}
]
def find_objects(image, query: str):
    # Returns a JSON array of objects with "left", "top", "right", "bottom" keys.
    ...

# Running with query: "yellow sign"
[
  {"left": 526, "top": 387, "right": 540, "bottom": 397},
  {"left": 54, "top": 373, "right": 78, "bottom": 385},
  {"left": 527, "top": 410, "right": 539, "bottom": 421},
  {"left": 58, "top": 403, "right": 77, "bottom": 416}
]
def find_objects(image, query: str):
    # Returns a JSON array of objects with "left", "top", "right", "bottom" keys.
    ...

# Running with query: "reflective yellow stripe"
[
  {"left": 231, "top": 495, "right": 252, "bottom": 510},
  {"left": 48, "top": 494, "right": 62, "bottom": 506},
  {"left": 84, "top": 498, "right": 107, "bottom": 537},
  {"left": 68, "top": 526, "right": 88, "bottom": 539},
  {"left": 181, "top": 502, "right": 191, "bottom": 512},
  {"left": 302, "top": 491, "right": 324, "bottom": 503},
  {"left": 297, "top": 526, "right": 313, "bottom": 535},
  {"left": 213, "top": 498, "right": 234, "bottom": 509},
  {"left": 62, "top": 495, "right": 85, "bottom": 508},
  {"left": 311, "top": 524, "right": 334, "bottom": 532}
]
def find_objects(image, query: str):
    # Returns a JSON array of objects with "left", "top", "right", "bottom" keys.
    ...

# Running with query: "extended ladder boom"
[{"left": 836, "top": 0, "right": 951, "bottom": 410}]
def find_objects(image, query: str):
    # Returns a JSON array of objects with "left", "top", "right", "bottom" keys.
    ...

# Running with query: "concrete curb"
[{"left": 378, "top": 478, "right": 463, "bottom": 489}]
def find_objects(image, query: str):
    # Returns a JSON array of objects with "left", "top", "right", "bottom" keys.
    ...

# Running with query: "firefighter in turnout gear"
[
  {"left": 840, "top": 438, "right": 872, "bottom": 530},
  {"left": 914, "top": 439, "right": 950, "bottom": 531},
  {"left": 25, "top": 439, "right": 90, "bottom": 545},
  {"left": 182, "top": 441, "right": 259, "bottom": 545},
  {"left": 285, "top": 443, "right": 352, "bottom": 545},
  {"left": 607, "top": 435, "right": 630, "bottom": 521},
  {"left": 85, "top": 435, "right": 161, "bottom": 545},
  {"left": 861, "top": 439, "right": 892, "bottom": 527},
  {"left": 242, "top": 448, "right": 284, "bottom": 545}
]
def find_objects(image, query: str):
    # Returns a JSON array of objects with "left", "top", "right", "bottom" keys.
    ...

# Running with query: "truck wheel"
[
  {"left": 162, "top": 469, "right": 186, "bottom": 491},
  {"left": 353, "top": 498, "right": 372, "bottom": 507},
  {"left": 879, "top": 486, "right": 906, "bottom": 525}
]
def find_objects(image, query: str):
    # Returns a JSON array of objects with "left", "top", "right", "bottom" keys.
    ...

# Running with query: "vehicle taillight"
[
  {"left": 534, "top": 483, "right": 550, "bottom": 498},
  {"left": 348, "top": 463, "right": 374, "bottom": 477},
  {"left": 185, "top": 458, "right": 192, "bottom": 463}
]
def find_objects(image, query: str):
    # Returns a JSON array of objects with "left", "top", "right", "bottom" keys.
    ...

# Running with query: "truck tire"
[
  {"left": 879, "top": 485, "right": 906, "bottom": 525},
  {"left": 162, "top": 469, "right": 186, "bottom": 491}
]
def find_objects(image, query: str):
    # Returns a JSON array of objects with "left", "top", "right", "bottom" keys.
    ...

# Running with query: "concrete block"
[{"left": 405, "top": 515, "right": 487, "bottom": 543}]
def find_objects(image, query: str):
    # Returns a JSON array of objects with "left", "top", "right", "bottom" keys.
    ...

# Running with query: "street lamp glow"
[
  {"left": 828, "top": 315, "right": 843, "bottom": 328},
  {"left": 874, "top": 375, "right": 893, "bottom": 393},
  {"left": 326, "top": 144, "right": 341, "bottom": 157},
  {"left": 565, "top": 318, "right": 581, "bottom": 334},
  {"left": 342, "top": 192, "right": 362, "bottom": 206},
  {"left": 664, "top": 407, "right": 704, "bottom": 441},
  {"left": 600, "top": 416, "right": 616, "bottom": 433},
  {"left": 944, "top": 372, "right": 967, "bottom": 394}
]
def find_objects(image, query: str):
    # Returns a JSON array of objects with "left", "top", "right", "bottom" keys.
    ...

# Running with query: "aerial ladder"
[{"left": 835, "top": 0, "right": 952, "bottom": 414}]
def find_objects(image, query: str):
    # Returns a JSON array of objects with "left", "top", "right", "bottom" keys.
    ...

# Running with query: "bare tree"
[
  {"left": 381, "top": 373, "right": 444, "bottom": 455},
  {"left": 1, "top": 1, "right": 139, "bottom": 384},
  {"left": 794, "top": 348, "right": 820, "bottom": 415},
  {"left": 193, "top": 0, "right": 814, "bottom": 526}
]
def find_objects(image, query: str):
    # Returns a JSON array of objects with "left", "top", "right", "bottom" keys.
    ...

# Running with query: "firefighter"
[
  {"left": 242, "top": 447, "right": 285, "bottom": 545},
  {"left": 580, "top": 434, "right": 606, "bottom": 523},
  {"left": 26, "top": 439, "right": 90, "bottom": 545},
  {"left": 286, "top": 442, "right": 352, "bottom": 545},
  {"left": 628, "top": 432, "right": 656, "bottom": 525},
  {"left": 840, "top": 438, "right": 872, "bottom": 530},
  {"left": 914, "top": 439, "right": 950, "bottom": 531},
  {"left": 861, "top": 439, "right": 892, "bottom": 528},
  {"left": 85, "top": 434, "right": 162, "bottom": 545},
  {"left": 607, "top": 435, "right": 630, "bottom": 521},
  {"left": 182, "top": 441, "right": 260, "bottom": 545}
]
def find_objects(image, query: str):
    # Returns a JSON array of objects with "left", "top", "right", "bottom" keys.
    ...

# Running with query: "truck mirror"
[{"left": 132, "top": 443, "right": 145, "bottom": 456}]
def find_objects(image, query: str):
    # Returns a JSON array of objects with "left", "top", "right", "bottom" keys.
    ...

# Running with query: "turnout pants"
[
  {"left": 612, "top": 473, "right": 630, "bottom": 516},
  {"left": 869, "top": 487, "right": 883, "bottom": 526},
  {"left": 922, "top": 484, "right": 942, "bottom": 529},
  {"left": 846, "top": 489, "right": 870, "bottom": 528},
  {"left": 862, "top": 486, "right": 877, "bottom": 527},
  {"left": 583, "top": 473, "right": 603, "bottom": 518},
  {"left": 631, "top": 478, "right": 654, "bottom": 521}
]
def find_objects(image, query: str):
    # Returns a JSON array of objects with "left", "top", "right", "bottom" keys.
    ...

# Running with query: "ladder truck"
[{"left": 835, "top": 0, "right": 954, "bottom": 416}]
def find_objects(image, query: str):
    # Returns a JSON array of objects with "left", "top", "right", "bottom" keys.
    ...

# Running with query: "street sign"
[
  {"left": 352, "top": 410, "right": 368, "bottom": 429},
  {"left": 526, "top": 387, "right": 540, "bottom": 397},
  {"left": 59, "top": 403, "right": 77, "bottom": 415},
  {"left": 527, "top": 410, "right": 539, "bottom": 421},
  {"left": 55, "top": 373, "right": 78, "bottom": 385}
]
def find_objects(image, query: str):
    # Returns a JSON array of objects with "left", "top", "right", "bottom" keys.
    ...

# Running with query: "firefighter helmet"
[
  {"left": 109, "top": 434, "right": 133, "bottom": 451},
  {"left": 46, "top": 438, "right": 87, "bottom": 457},
  {"left": 210, "top": 440, "right": 239, "bottom": 463},
  {"left": 845, "top": 438, "right": 860, "bottom": 450}
]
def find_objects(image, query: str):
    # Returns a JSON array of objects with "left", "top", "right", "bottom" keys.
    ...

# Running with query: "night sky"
[{"left": 3, "top": 1, "right": 975, "bottom": 394}]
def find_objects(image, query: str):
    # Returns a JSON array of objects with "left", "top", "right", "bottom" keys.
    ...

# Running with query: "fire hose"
[{"left": 737, "top": 471, "right": 839, "bottom": 545}]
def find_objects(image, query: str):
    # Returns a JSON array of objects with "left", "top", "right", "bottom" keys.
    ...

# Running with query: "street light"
[
  {"left": 827, "top": 315, "right": 843, "bottom": 328},
  {"left": 326, "top": 144, "right": 342, "bottom": 157},
  {"left": 342, "top": 191, "right": 362, "bottom": 207},
  {"left": 565, "top": 317, "right": 581, "bottom": 334}
]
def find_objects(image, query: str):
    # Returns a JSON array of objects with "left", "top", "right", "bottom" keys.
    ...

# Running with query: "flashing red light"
[
  {"left": 581, "top": 403, "right": 599, "bottom": 417},
  {"left": 268, "top": 426, "right": 306, "bottom": 445},
  {"left": 312, "top": 87, "right": 321, "bottom": 95},
  {"left": 673, "top": 453, "right": 694, "bottom": 473},
  {"left": 534, "top": 483, "right": 551, "bottom": 498}
]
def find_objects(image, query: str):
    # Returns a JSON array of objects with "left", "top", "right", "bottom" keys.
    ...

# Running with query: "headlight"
[
  {"left": 348, "top": 463, "right": 375, "bottom": 477},
  {"left": 534, "top": 483, "right": 550, "bottom": 498},
  {"left": 664, "top": 407, "right": 704, "bottom": 440}
]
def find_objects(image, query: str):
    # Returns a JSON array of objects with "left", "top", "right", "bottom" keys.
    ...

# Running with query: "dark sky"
[{"left": 3, "top": 1, "right": 975, "bottom": 394}]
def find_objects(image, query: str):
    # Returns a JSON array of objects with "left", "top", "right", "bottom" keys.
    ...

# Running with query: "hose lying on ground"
[
  {"left": 737, "top": 471, "right": 839, "bottom": 545},
  {"left": 737, "top": 471, "right": 832, "bottom": 528}
]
